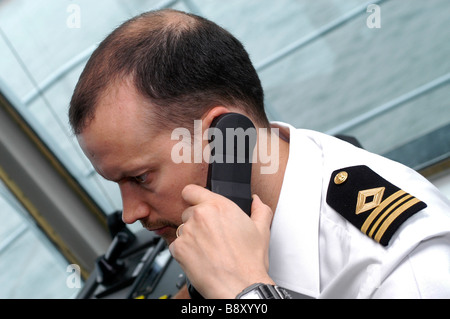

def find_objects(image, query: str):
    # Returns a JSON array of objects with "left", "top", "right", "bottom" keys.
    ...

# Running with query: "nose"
[{"left": 119, "top": 183, "right": 150, "bottom": 224}]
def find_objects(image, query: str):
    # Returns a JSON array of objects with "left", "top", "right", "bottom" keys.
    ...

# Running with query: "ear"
[{"left": 201, "top": 106, "right": 232, "bottom": 131}]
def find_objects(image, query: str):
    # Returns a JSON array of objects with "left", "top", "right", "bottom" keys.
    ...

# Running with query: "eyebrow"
[
  {"left": 95, "top": 168, "right": 136, "bottom": 183},
  {"left": 96, "top": 171, "right": 121, "bottom": 183},
  {"left": 110, "top": 166, "right": 154, "bottom": 184}
]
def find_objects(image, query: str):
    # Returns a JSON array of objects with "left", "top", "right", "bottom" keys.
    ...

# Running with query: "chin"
[{"left": 160, "top": 233, "right": 177, "bottom": 245}]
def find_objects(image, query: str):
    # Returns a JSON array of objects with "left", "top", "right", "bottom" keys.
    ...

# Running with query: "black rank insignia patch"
[{"left": 326, "top": 165, "right": 427, "bottom": 246}]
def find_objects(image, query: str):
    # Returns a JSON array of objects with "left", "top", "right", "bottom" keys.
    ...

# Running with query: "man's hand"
[{"left": 169, "top": 184, "right": 275, "bottom": 299}]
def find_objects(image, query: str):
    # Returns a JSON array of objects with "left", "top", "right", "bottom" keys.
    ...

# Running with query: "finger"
[
  {"left": 181, "top": 184, "right": 216, "bottom": 205},
  {"left": 181, "top": 205, "right": 195, "bottom": 223},
  {"left": 250, "top": 194, "right": 274, "bottom": 231}
]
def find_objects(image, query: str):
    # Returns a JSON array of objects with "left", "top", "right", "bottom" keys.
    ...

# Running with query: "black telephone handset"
[{"left": 187, "top": 113, "right": 257, "bottom": 299}]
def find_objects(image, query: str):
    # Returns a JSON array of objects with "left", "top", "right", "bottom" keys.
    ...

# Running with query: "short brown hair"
[{"left": 69, "top": 9, "right": 269, "bottom": 135}]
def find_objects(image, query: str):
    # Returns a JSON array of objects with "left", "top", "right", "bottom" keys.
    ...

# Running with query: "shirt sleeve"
[{"left": 372, "top": 235, "right": 450, "bottom": 298}]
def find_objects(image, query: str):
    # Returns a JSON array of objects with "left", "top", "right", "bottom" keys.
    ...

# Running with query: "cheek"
[
  {"left": 152, "top": 159, "right": 208, "bottom": 203},
  {"left": 166, "top": 162, "right": 209, "bottom": 190},
  {"left": 154, "top": 164, "right": 196, "bottom": 204},
  {"left": 189, "top": 162, "right": 209, "bottom": 188},
  {"left": 151, "top": 163, "right": 209, "bottom": 223}
]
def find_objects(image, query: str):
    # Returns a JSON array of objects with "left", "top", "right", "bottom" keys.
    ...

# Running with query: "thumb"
[{"left": 250, "top": 194, "right": 274, "bottom": 232}]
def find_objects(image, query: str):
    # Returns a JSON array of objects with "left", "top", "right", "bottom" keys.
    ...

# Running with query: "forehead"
[
  {"left": 98, "top": 80, "right": 149, "bottom": 127},
  {"left": 87, "top": 83, "right": 147, "bottom": 144},
  {"left": 77, "top": 81, "right": 165, "bottom": 179}
]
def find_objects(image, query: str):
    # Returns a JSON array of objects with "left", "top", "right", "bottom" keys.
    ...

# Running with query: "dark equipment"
[{"left": 77, "top": 211, "right": 185, "bottom": 299}]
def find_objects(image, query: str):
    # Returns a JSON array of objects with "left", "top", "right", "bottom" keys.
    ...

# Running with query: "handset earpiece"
[{"left": 206, "top": 113, "right": 256, "bottom": 215}]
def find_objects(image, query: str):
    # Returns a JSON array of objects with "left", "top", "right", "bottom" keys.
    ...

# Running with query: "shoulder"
[
  {"left": 277, "top": 124, "right": 450, "bottom": 247},
  {"left": 294, "top": 127, "right": 450, "bottom": 246},
  {"left": 318, "top": 138, "right": 450, "bottom": 297},
  {"left": 281, "top": 126, "right": 450, "bottom": 297},
  {"left": 326, "top": 165, "right": 429, "bottom": 246}
]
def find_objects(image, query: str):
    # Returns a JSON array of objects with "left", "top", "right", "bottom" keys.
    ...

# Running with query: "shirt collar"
[{"left": 268, "top": 122, "right": 322, "bottom": 298}]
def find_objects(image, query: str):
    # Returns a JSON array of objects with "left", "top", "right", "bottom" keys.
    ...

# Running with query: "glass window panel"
[
  {"left": 259, "top": 0, "right": 450, "bottom": 156},
  {"left": 0, "top": 180, "right": 77, "bottom": 298},
  {"left": 191, "top": 0, "right": 369, "bottom": 66},
  {"left": 345, "top": 84, "right": 450, "bottom": 155}
]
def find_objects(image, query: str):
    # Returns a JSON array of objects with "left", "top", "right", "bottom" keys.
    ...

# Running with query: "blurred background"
[{"left": 0, "top": 0, "right": 448, "bottom": 298}]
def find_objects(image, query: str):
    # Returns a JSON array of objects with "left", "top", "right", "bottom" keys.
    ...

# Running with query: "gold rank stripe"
[
  {"left": 368, "top": 194, "right": 412, "bottom": 238},
  {"left": 373, "top": 197, "right": 421, "bottom": 243},
  {"left": 360, "top": 188, "right": 422, "bottom": 244},
  {"left": 361, "top": 190, "right": 406, "bottom": 235}
]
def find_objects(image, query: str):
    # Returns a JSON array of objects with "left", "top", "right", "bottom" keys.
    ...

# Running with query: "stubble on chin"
[{"left": 140, "top": 219, "right": 178, "bottom": 244}]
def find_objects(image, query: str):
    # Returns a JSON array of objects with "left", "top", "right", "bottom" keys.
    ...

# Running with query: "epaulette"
[{"left": 326, "top": 165, "right": 427, "bottom": 246}]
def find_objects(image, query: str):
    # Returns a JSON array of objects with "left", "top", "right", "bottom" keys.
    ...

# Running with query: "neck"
[{"left": 251, "top": 128, "right": 290, "bottom": 214}]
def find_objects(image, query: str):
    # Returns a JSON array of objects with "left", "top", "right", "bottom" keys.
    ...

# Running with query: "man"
[{"left": 69, "top": 9, "right": 450, "bottom": 299}]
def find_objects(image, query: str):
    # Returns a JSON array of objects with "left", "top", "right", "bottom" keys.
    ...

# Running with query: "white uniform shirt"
[{"left": 268, "top": 122, "right": 450, "bottom": 298}]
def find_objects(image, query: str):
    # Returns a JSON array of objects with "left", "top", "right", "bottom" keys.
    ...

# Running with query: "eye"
[{"left": 133, "top": 173, "right": 148, "bottom": 184}]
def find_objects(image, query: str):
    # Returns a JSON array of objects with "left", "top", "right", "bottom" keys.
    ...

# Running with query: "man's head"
[
  {"left": 69, "top": 9, "right": 270, "bottom": 243},
  {"left": 69, "top": 9, "right": 269, "bottom": 135}
]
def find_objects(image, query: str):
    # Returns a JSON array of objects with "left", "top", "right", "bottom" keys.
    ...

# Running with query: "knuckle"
[
  {"left": 192, "top": 205, "right": 209, "bottom": 221},
  {"left": 191, "top": 201, "right": 223, "bottom": 221}
]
